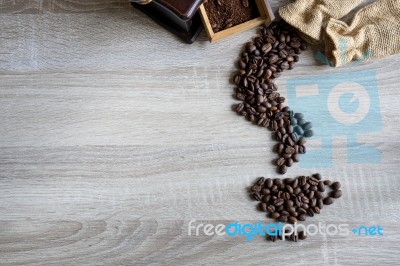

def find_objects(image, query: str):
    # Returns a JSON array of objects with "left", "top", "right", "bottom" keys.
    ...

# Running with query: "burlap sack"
[
  {"left": 279, "top": 0, "right": 363, "bottom": 44},
  {"left": 324, "top": 0, "right": 400, "bottom": 66}
]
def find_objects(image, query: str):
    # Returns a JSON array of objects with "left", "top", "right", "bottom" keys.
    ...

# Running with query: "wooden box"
[{"left": 199, "top": 0, "right": 275, "bottom": 43}]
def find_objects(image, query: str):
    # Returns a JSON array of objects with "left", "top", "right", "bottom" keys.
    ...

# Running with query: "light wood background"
[{"left": 1, "top": 0, "right": 399, "bottom": 265}]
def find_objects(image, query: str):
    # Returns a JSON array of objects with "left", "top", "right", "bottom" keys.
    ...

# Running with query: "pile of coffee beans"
[
  {"left": 250, "top": 174, "right": 342, "bottom": 224},
  {"left": 233, "top": 20, "right": 309, "bottom": 174}
]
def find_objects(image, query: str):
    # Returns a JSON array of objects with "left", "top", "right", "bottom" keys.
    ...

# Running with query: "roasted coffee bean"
[
  {"left": 257, "top": 177, "right": 265, "bottom": 186},
  {"left": 309, "top": 176, "right": 319, "bottom": 186},
  {"left": 278, "top": 165, "right": 287, "bottom": 174},
  {"left": 261, "top": 188, "right": 270, "bottom": 195},
  {"left": 317, "top": 181, "right": 325, "bottom": 192},
  {"left": 271, "top": 212, "right": 280, "bottom": 219},
  {"left": 331, "top": 190, "right": 342, "bottom": 199},
  {"left": 297, "top": 207, "right": 306, "bottom": 214},
  {"left": 300, "top": 126, "right": 312, "bottom": 136},
  {"left": 285, "top": 200, "right": 294, "bottom": 208},
  {"left": 302, "top": 183, "right": 310, "bottom": 191},
  {"left": 286, "top": 158, "right": 293, "bottom": 167},
  {"left": 288, "top": 216, "right": 297, "bottom": 224},
  {"left": 278, "top": 215, "right": 288, "bottom": 222},
  {"left": 251, "top": 185, "right": 262, "bottom": 192},
  {"left": 285, "top": 146, "right": 295, "bottom": 154},
  {"left": 265, "top": 178, "right": 273, "bottom": 188},
  {"left": 267, "top": 205, "right": 275, "bottom": 213},
  {"left": 252, "top": 192, "right": 262, "bottom": 201},
  {"left": 285, "top": 185, "right": 294, "bottom": 194},
  {"left": 293, "top": 187, "right": 301, "bottom": 195},
  {"left": 262, "top": 195, "right": 271, "bottom": 203},
  {"left": 298, "top": 231, "right": 307, "bottom": 240},
  {"left": 331, "top": 181, "right": 341, "bottom": 190},
  {"left": 299, "top": 176, "right": 307, "bottom": 186},
  {"left": 309, "top": 197, "right": 316, "bottom": 208},
  {"left": 281, "top": 210, "right": 289, "bottom": 216},
  {"left": 323, "top": 180, "right": 332, "bottom": 186},
  {"left": 274, "top": 198, "right": 284, "bottom": 206},
  {"left": 314, "top": 191, "right": 324, "bottom": 199},
  {"left": 260, "top": 202, "right": 267, "bottom": 212},
  {"left": 274, "top": 178, "right": 283, "bottom": 186},
  {"left": 317, "top": 199, "right": 323, "bottom": 209},
  {"left": 323, "top": 197, "right": 334, "bottom": 205}
]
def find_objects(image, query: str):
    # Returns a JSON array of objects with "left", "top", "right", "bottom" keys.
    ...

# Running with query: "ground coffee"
[{"left": 203, "top": 0, "right": 259, "bottom": 33}]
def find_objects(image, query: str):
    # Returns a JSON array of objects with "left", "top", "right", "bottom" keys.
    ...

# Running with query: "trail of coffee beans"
[
  {"left": 233, "top": 20, "right": 313, "bottom": 174},
  {"left": 250, "top": 174, "right": 342, "bottom": 242}
]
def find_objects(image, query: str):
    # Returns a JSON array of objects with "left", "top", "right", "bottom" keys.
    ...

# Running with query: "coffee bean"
[
  {"left": 294, "top": 126, "right": 304, "bottom": 135},
  {"left": 288, "top": 216, "right": 297, "bottom": 224},
  {"left": 278, "top": 165, "right": 287, "bottom": 174},
  {"left": 323, "top": 180, "right": 332, "bottom": 186},
  {"left": 261, "top": 188, "right": 270, "bottom": 195},
  {"left": 274, "top": 198, "right": 284, "bottom": 206},
  {"left": 323, "top": 197, "right": 334, "bottom": 205},
  {"left": 271, "top": 212, "right": 280, "bottom": 219},
  {"left": 286, "top": 158, "right": 293, "bottom": 167},
  {"left": 278, "top": 216, "right": 288, "bottom": 222},
  {"left": 314, "top": 191, "right": 324, "bottom": 199},
  {"left": 302, "top": 122, "right": 313, "bottom": 131},
  {"left": 267, "top": 205, "right": 275, "bottom": 213},
  {"left": 265, "top": 178, "right": 273, "bottom": 188},
  {"left": 260, "top": 202, "right": 267, "bottom": 212},
  {"left": 304, "top": 130, "right": 314, "bottom": 137},
  {"left": 331, "top": 181, "right": 341, "bottom": 190},
  {"left": 297, "top": 207, "right": 306, "bottom": 214},
  {"left": 252, "top": 192, "right": 262, "bottom": 201},
  {"left": 251, "top": 185, "right": 261, "bottom": 192},
  {"left": 331, "top": 190, "right": 342, "bottom": 198},
  {"left": 317, "top": 181, "right": 325, "bottom": 192},
  {"left": 261, "top": 43, "right": 272, "bottom": 54},
  {"left": 308, "top": 176, "right": 319, "bottom": 186},
  {"left": 274, "top": 178, "right": 283, "bottom": 186},
  {"left": 298, "top": 231, "right": 307, "bottom": 240}
]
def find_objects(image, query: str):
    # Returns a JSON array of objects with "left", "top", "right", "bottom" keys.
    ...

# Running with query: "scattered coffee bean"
[
  {"left": 304, "top": 130, "right": 314, "bottom": 137},
  {"left": 331, "top": 190, "right": 342, "bottom": 199},
  {"left": 331, "top": 181, "right": 341, "bottom": 190},
  {"left": 323, "top": 197, "right": 334, "bottom": 205}
]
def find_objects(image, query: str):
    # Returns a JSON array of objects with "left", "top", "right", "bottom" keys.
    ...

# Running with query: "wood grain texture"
[{"left": 1, "top": 0, "right": 400, "bottom": 265}]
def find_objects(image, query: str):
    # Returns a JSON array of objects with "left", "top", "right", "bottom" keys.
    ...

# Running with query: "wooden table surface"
[{"left": 1, "top": 0, "right": 399, "bottom": 265}]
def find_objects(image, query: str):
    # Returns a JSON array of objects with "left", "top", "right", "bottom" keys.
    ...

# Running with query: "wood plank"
[{"left": 1, "top": 0, "right": 400, "bottom": 265}]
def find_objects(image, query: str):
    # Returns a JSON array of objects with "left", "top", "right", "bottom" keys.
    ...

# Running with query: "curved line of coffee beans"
[{"left": 233, "top": 20, "right": 313, "bottom": 174}]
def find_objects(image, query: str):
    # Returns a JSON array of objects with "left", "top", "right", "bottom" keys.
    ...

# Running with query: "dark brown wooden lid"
[{"left": 156, "top": 0, "right": 204, "bottom": 20}]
